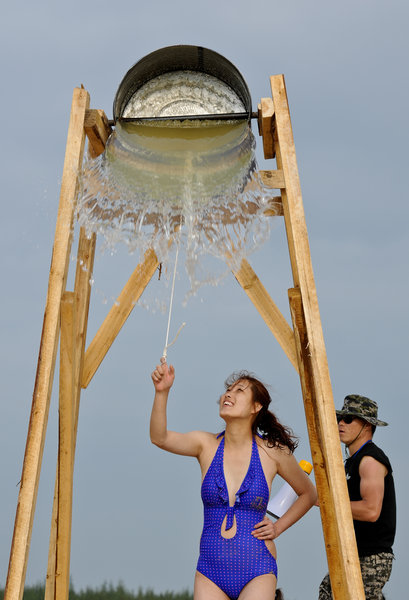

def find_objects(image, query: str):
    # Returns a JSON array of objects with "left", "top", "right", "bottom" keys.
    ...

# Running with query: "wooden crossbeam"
[
  {"left": 259, "top": 169, "right": 285, "bottom": 189},
  {"left": 84, "top": 109, "right": 112, "bottom": 158},
  {"left": 81, "top": 248, "right": 159, "bottom": 388},
  {"left": 233, "top": 259, "right": 298, "bottom": 371}
]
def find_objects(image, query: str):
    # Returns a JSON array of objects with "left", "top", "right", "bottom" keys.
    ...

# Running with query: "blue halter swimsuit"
[{"left": 197, "top": 433, "right": 277, "bottom": 599}]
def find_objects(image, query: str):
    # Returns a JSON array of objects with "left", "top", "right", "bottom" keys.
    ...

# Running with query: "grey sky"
[{"left": 1, "top": 1, "right": 408, "bottom": 598}]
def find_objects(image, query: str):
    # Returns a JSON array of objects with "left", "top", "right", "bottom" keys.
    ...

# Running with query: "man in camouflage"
[{"left": 318, "top": 395, "right": 396, "bottom": 599}]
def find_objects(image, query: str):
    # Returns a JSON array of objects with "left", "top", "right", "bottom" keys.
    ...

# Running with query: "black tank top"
[{"left": 345, "top": 440, "right": 396, "bottom": 556}]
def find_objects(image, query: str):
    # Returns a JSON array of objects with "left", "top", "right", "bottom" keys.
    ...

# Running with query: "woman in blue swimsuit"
[{"left": 150, "top": 359, "right": 317, "bottom": 600}]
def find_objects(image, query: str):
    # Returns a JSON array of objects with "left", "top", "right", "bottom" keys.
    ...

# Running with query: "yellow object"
[{"left": 299, "top": 459, "right": 313, "bottom": 475}]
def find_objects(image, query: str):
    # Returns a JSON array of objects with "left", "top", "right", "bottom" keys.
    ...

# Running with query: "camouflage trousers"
[{"left": 318, "top": 552, "right": 393, "bottom": 599}]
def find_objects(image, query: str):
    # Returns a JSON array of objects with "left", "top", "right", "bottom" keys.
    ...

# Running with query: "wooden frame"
[{"left": 4, "top": 77, "right": 364, "bottom": 600}]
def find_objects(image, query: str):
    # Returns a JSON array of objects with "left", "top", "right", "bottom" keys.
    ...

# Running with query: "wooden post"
[
  {"left": 270, "top": 75, "right": 365, "bottom": 599},
  {"left": 5, "top": 87, "right": 90, "bottom": 600},
  {"left": 288, "top": 288, "right": 345, "bottom": 595},
  {"left": 45, "top": 487, "right": 58, "bottom": 600},
  {"left": 55, "top": 293, "right": 76, "bottom": 600},
  {"left": 44, "top": 230, "right": 98, "bottom": 600},
  {"left": 45, "top": 109, "right": 111, "bottom": 600}
]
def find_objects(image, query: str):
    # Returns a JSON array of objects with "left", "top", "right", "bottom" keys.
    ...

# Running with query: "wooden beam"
[
  {"left": 45, "top": 231, "right": 97, "bottom": 600},
  {"left": 288, "top": 288, "right": 349, "bottom": 597},
  {"left": 82, "top": 248, "right": 159, "bottom": 388},
  {"left": 45, "top": 115, "right": 105, "bottom": 599},
  {"left": 232, "top": 259, "right": 298, "bottom": 371},
  {"left": 5, "top": 87, "right": 90, "bottom": 600},
  {"left": 55, "top": 293, "right": 76, "bottom": 600},
  {"left": 258, "top": 97, "right": 275, "bottom": 159},
  {"left": 73, "top": 230, "right": 97, "bottom": 425},
  {"left": 45, "top": 109, "right": 110, "bottom": 599},
  {"left": 271, "top": 74, "right": 364, "bottom": 600},
  {"left": 264, "top": 196, "right": 283, "bottom": 217},
  {"left": 45, "top": 486, "right": 58, "bottom": 600},
  {"left": 259, "top": 169, "right": 285, "bottom": 189},
  {"left": 84, "top": 109, "right": 112, "bottom": 158}
]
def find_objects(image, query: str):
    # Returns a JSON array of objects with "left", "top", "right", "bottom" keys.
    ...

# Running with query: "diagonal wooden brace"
[
  {"left": 82, "top": 248, "right": 160, "bottom": 388},
  {"left": 233, "top": 259, "right": 298, "bottom": 371}
]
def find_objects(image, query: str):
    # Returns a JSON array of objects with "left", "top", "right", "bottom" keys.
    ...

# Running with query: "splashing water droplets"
[{"left": 77, "top": 71, "right": 279, "bottom": 306}]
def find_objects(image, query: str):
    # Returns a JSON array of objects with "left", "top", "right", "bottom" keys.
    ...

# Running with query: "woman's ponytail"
[{"left": 253, "top": 405, "right": 298, "bottom": 452}]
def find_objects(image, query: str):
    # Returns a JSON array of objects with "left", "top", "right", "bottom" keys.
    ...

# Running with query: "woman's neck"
[{"left": 224, "top": 421, "right": 253, "bottom": 446}]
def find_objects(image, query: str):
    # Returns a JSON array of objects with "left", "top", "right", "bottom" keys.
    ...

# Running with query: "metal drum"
[{"left": 113, "top": 45, "right": 252, "bottom": 122}]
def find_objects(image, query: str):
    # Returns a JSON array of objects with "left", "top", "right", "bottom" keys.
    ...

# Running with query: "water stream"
[{"left": 76, "top": 71, "right": 279, "bottom": 307}]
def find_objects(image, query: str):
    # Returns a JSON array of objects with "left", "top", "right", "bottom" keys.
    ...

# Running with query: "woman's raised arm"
[{"left": 150, "top": 358, "right": 205, "bottom": 457}]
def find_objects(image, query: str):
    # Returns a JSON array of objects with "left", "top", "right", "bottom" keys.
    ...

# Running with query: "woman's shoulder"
[
  {"left": 257, "top": 438, "right": 293, "bottom": 462},
  {"left": 189, "top": 430, "right": 221, "bottom": 438},
  {"left": 188, "top": 430, "right": 222, "bottom": 446},
  {"left": 194, "top": 431, "right": 223, "bottom": 471}
]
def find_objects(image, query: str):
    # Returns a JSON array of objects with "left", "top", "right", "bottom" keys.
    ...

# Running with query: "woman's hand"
[
  {"left": 151, "top": 357, "right": 175, "bottom": 393},
  {"left": 251, "top": 515, "right": 278, "bottom": 540}
]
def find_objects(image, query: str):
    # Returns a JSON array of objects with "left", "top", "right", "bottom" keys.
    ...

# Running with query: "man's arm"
[{"left": 350, "top": 455, "right": 387, "bottom": 522}]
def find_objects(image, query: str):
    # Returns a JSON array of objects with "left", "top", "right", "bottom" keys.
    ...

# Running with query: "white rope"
[{"left": 162, "top": 241, "right": 186, "bottom": 360}]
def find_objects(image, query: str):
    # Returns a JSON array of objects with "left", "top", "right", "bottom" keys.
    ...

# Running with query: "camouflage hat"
[{"left": 336, "top": 394, "right": 388, "bottom": 426}]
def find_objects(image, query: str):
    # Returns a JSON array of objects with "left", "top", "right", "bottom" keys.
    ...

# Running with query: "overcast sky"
[{"left": 1, "top": 2, "right": 408, "bottom": 599}]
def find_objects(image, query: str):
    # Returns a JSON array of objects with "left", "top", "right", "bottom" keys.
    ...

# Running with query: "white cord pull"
[
  {"left": 162, "top": 236, "right": 186, "bottom": 360},
  {"left": 162, "top": 321, "right": 186, "bottom": 360}
]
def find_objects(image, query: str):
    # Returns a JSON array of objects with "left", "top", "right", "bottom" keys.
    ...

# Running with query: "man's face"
[{"left": 337, "top": 415, "right": 368, "bottom": 446}]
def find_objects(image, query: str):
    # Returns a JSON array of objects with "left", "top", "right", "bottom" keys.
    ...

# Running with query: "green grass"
[{"left": 0, "top": 583, "right": 193, "bottom": 600}]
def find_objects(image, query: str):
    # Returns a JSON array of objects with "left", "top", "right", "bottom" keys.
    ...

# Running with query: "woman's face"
[{"left": 219, "top": 379, "right": 261, "bottom": 420}]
